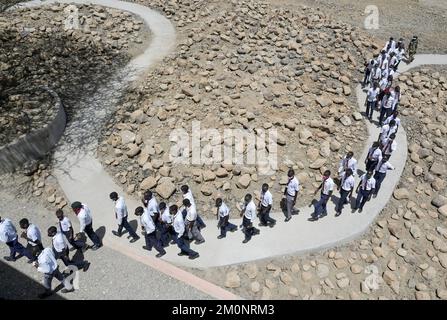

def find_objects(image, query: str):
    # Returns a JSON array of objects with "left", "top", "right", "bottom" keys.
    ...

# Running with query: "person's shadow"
[{"left": 95, "top": 226, "right": 106, "bottom": 241}]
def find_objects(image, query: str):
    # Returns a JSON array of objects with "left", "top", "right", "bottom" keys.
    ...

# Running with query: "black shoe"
[
  {"left": 242, "top": 239, "right": 250, "bottom": 243},
  {"left": 156, "top": 252, "right": 166, "bottom": 258},
  {"left": 335, "top": 211, "right": 341, "bottom": 217},
  {"left": 194, "top": 239, "right": 205, "bottom": 245},
  {"left": 373, "top": 193, "right": 378, "bottom": 198},
  {"left": 130, "top": 237, "right": 139, "bottom": 243},
  {"left": 27, "top": 259, "right": 34, "bottom": 264},
  {"left": 258, "top": 223, "right": 268, "bottom": 227},
  {"left": 178, "top": 252, "right": 188, "bottom": 256},
  {"left": 358, "top": 208, "right": 363, "bottom": 213},
  {"left": 268, "top": 222, "right": 276, "bottom": 228},
  {"left": 4, "top": 256, "right": 16, "bottom": 262},
  {"left": 308, "top": 217, "right": 318, "bottom": 222},
  {"left": 142, "top": 246, "right": 152, "bottom": 251},
  {"left": 61, "top": 288, "right": 75, "bottom": 294},
  {"left": 230, "top": 227, "right": 237, "bottom": 232},
  {"left": 83, "top": 261, "right": 90, "bottom": 272},
  {"left": 69, "top": 247, "right": 77, "bottom": 252},
  {"left": 253, "top": 229, "right": 260, "bottom": 235},
  {"left": 189, "top": 253, "right": 199, "bottom": 260},
  {"left": 217, "top": 235, "right": 226, "bottom": 239},
  {"left": 91, "top": 244, "right": 102, "bottom": 251},
  {"left": 38, "top": 291, "right": 53, "bottom": 299},
  {"left": 112, "top": 231, "right": 122, "bottom": 237},
  {"left": 284, "top": 217, "right": 291, "bottom": 222}
]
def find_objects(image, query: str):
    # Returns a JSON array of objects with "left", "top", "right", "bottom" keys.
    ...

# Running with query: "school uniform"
[
  {"left": 77, "top": 204, "right": 101, "bottom": 248},
  {"left": 217, "top": 201, "right": 237, "bottom": 238},
  {"left": 338, "top": 156, "right": 358, "bottom": 176},
  {"left": 379, "top": 95, "right": 394, "bottom": 125},
  {"left": 379, "top": 124, "right": 398, "bottom": 144},
  {"left": 373, "top": 160, "right": 394, "bottom": 195},
  {"left": 384, "top": 115, "right": 401, "bottom": 129},
  {"left": 365, "top": 146, "right": 382, "bottom": 172},
  {"left": 160, "top": 207, "right": 175, "bottom": 246},
  {"left": 172, "top": 210, "right": 198, "bottom": 258},
  {"left": 381, "top": 137, "right": 397, "bottom": 157},
  {"left": 313, "top": 177, "right": 335, "bottom": 219},
  {"left": 58, "top": 216, "right": 84, "bottom": 250},
  {"left": 183, "top": 191, "right": 206, "bottom": 229},
  {"left": 366, "top": 87, "right": 379, "bottom": 119},
  {"left": 285, "top": 177, "right": 300, "bottom": 219},
  {"left": 259, "top": 190, "right": 276, "bottom": 226},
  {"left": 355, "top": 174, "right": 376, "bottom": 210},
  {"left": 241, "top": 200, "right": 259, "bottom": 242},
  {"left": 37, "top": 247, "right": 72, "bottom": 294},
  {"left": 140, "top": 209, "right": 166, "bottom": 256},
  {"left": 114, "top": 196, "right": 139, "bottom": 240},
  {"left": 25, "top": 224, "right": 44, "bottom": 261},
  {"left": 0, "top": 218, "right": 32, "bottom": 261},
  {"left": 335, "top": 172, "right": 355, "bottom": 214},
  {"left": 52, "top": 232, "right": 86, "bottom": 269},
  {"left": 185, "top": 204, "right": 205, "bottom": 243}
]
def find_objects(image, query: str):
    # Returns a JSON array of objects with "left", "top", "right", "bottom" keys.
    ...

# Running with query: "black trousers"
[
  {"left": 117, "top": 216, "right": 138, "bottom": 239},
  {"left": 365, "top": 159, "right": 379, "bottom": 172},
  {"left": 144, "top": 231, "right": 166, "bottom": 254},
  {"left": 259, "top": 206, "right": 276, "bottom": 225},
  {"left": 84, "top": 222, "right": 101, "bottom": 246},
  {"left": 242, "top": 217, "right": 259, "bottom": 241}
]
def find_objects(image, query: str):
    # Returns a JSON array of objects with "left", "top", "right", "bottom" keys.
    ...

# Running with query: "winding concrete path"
[{"left": 13, "top": 2, "right": 447, "bottom": 271}]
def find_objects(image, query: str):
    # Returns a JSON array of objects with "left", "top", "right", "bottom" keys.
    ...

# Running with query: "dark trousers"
[
  {"left": 313, "top": 194, "right": 330, "bottom": 218},
  {"left": 54, "top": 247, "right": 85, "bottom": 269},
  {"left": 26, "top": 243, "right": 43, "bottom": 261},
  {"left": 182, "top": 209, "right": 206, "bottom": 229},
  {"left": 336, "top": 189, "right": 351, "bottom": 213},
  {"left": 43, "top": 267, "right": 72, "bottom": 291},
  {"left": 160, "top": 224, "right": 175, "bottom": 246},
  {"left": 365, "top": 159, "right": 378, "bottom": 172},
  {"left": 362, "top": 70, "right": 371, "bottom": 86},
  {"left": 117, "top": 216, "right": 138, "bottom": 239},
  {"left": 379, "top": 107, "right": 392, "bottom": 125},
  {"left": 259, "top": 206, "right": 276, "bottom": 225},
  {"left": 6, "top": 238, "right": 33, "bottom": 260},
  {"left": 63, "top": 231, "right": 84, "bottom": 249},
  {"left": 373, "top": 172, "right": 387, "bottom": 195},
  {"left": 242, "top": 216, "right": 259, "bottom": 241},
  {"left": 172, "top": 233, "right": 198, "bottom": 257},
  {"left": 84, "top": 222, "right": 101, "bottom": 246},
  {"left": 144, "top": 231, "right": 166, "bottom": 255},
  {"left": 218, "top": 216, "right": 237, "bottom": 237},
  {"left": 355, "top": 188, "right": 372, "bottom": 210},
  {"left": 366, "top": 100, "right": 376, "bottom": 119}
]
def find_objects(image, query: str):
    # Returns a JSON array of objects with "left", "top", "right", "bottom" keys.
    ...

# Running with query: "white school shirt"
[
  {"left": 0, "top": 218, "right": 17, "bottom": 243},
  {"left": 140, "top": 210, "right": 156, "bottom": 234},
  {"left": 338, "top": 156, "right": 358, "bottom": 176},
  {"left": 339, "top": 172, "right": 355, "bottom": 192},
  {"left": 161, "top": 208, "right": 172, "bottom": 224},
  {"left": 384, "top": 95, "right": 395, "bottom": 110},
  {"left": 381, "top": 138, "right": 397, "bottom": 155},
  {"left": 145, "top": 197, "right": 158, "bottom": 217},
  {"left": 37, "top": 248, "right": 58, "bottom": 274},
  {"left": 367, "top": 146, "right": 382, "bottom": 162},
  {"left": 379, "top": 78, "right": 388, "bottom": 91},
  {"left": 260, "top": 190, "right": 273, "bottom": 207},
  {"left": 52, "top": 232, "right": 69, "bottom": 253},
  {"left": 186, "top": 204, "right": 198, "bottom": 222},
  {"left": 218, "top": 202, "right": 230, "bottom": 218},
  {"left": 183, "top": 190, "right": 196, "bottom": 207},
  {"left": 58, "top": 216, "right": 72, "bottom": 233},
  {"left": 359, "top": 174, "right": 376, "bottom": 191},
  {"left": 383, "top": 40, "right": 396, "bottom": 53},
  {"left": 286, "top": 177, "right": 300, "bottom": 197},
  {"left": 322, "top": 178, "right": 335, "bottom": 195},
  {"left": 380, "top": 124, "right": 397, "bottom": 142},
  {"left": 77, "top": 204, "right": 93, "bottom": 233},
  {"left": 243, "top": 201, "right": 257, "bottom": 222},
  {"left": 390, "top": 56, "right": 398, "bottom": 67},
  {"left": 114, "top": 196, "right": 128, "bottom": 225},
  {"left": 173, "top": 210, "right": 185, "bottom": 235},
  {"left": 26, "top": 224, "right": 42, "bottom": 246},
  {"left": 376, "top": 160, "right": 394, "bottom": 173},
  {"left": 372, "top": 67, "right": 381, "bottom": 81},
  {"left": 384, "top": 115, "right": 401, "bottom": 127},
  {"left": 381, "top": 68, "right": 389, "bottom": 80},
  {"left": 367, "top": 87, "right": 379, "bottom": 101},
  {"left": 396, "top": 48, "right": 405, "bottom": 60},
  {"left": 392, "top": 92, "right": 400, "bottom": 110},
  {"left": 381, "top": 58, "right": 389, "bottom": 70}
]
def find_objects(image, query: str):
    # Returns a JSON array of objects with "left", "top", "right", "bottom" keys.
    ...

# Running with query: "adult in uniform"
[
  {"left": 258, "top": 183, "right": 276, "bottom": 227},
  {"left": 109, "top": 192, "right": 139, "bottom": 243},
  {"left": 19, "top": 218, "right": 43, "bottom": 262},
  {"left": 135, "top": 206, "right": 166, "bottom": 258},
  {"left": 0, "top": 216, "right": 33, "bottom": 262},
  {"left": 215, "top": 198, "right": 237, "bottom": 239},
  {"left": 309, "top": 170, "right": 334, "bottom": 221}
]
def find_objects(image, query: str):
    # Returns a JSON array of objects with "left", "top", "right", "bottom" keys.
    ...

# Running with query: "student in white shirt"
[
  {"left": 159, "top": 202, "right": 175, "bottom": 247},
  {"left": 71, "top": 201, "right": 102, "bottom": 250},
  {"left": 33, "top": 247, "right": 74, "bottom": 299},
  {"left": 384, "top": 110, "right": 401, "bottom": 130},
  {"left": 366, "top": 82, "right": 380, "bottom": 120},
  {"left": 56, "top": 209, "right": 84, "bottom": 251},
  {"left": 134, "top": 207, "right": 166, "bottom": 258},
  {"left": 383, "top": 37, "right": 396, "bottom": 54},
  {"left": 284, "top": 169, "right": 300, "bottom": 222},
  {"left": 109, "top": 192, "right": 139, "bottom": 243},
  {"left": 183, "top": 199, "right": 205, "bottom": 244},
  {"left": 181, "top": 185, "right": 206, "bottom": 229},
  {"left": 258, "top": 183, "right": 276, "bottom": 227},
  {"left": 371, "top": 65, "right": 382, "bottom": 85},
  {"left": 373, "top": 155, "right": 395, "bottom": 197},
  {"left": 240, "top": 194, "right": 260, "bottom": 243},
  {"left": 47, "top": 226, "right": 89, "bottom": 270},
  {"left": 335, "top": 168, "right": 355, "bottom": 216},
  {"left": 365, "top": 141, "right": 383, "bottom": 172},
  {"left": 309, "top": 170, "right": 334, "bottom": 221},
  {"left": 354, "top": 171, "right": 376, "bottom": 212},
  {"left": 142, "top": 190, "right": 159, "bottom": 218},
  {"left": 0, "top": 216, "right": 33, "bottom": 262},
  {"left": 379, "top": 90, "right": 394, "bottom": 125},
  {"left": 216, "top": 198, "right": 237, "bottom": 239},
  {"left": 338, "top": 151, "right": 358, "bottom": 177},
  {"left": 378, "top": 120, "right": 398, "bottom": 144},
  {"left": 169, "top": 205, "right": 199, "bottom": 259},
  {"left": 19, "top": 218, "right": 43, "bottom": 262},
  {"left": 381, "top": 133, "right": 397, "bottom": 158}
]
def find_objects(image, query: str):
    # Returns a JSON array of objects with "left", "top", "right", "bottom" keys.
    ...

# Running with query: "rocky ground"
[
  {"left": 98, "top": 0, "right": 372, "bottom": 218},
  {"left": 0, "top": 89, "right": 57, "bottom": 145},
  {"left": 191, "top": 66, "right": 447, "bottom": 300},
  {"left": 0, "top": 2, "right": 148, "bottom": 210}
]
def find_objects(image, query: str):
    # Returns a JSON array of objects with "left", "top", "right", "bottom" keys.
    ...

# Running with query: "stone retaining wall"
[{"left": 0, "top": 87, "right": 66, "bottom": 174}]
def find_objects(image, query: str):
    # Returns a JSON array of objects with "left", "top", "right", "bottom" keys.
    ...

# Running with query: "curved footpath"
[{"left": 13, "top": 0, "right": 447, "bottom": 288}]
